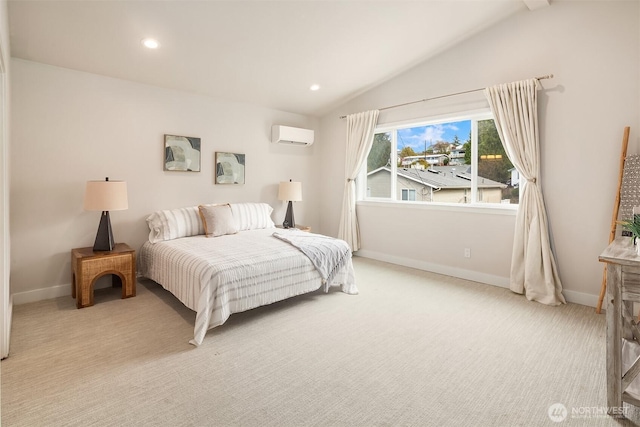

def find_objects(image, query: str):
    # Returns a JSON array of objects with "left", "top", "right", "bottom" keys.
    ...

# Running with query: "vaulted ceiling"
[{"left": 8, "top": 1, "right": 537, "bottom": 116}]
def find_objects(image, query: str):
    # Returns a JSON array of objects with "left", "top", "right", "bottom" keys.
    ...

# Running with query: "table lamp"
[
  {"left": 84, "top": 177, "right": 128, "bottom": 251},
  {"left": 278, "top": 180, "right": 302, "bottom": 228}
]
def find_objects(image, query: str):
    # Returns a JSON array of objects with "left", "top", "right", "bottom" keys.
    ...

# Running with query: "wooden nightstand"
[
  {"left": 71, "top": 243, "right": 136, "bottom": 309},
  {"left": 276, "top": 225, "right": 311, "bottom": 232}
]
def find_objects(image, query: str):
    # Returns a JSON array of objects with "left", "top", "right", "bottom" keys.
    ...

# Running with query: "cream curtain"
[
  {"left": 484, "top": 79, "right": 565, "bottom": 305},
  {"left": 338, "top": 110, "right": 379, "bottom": 251}
]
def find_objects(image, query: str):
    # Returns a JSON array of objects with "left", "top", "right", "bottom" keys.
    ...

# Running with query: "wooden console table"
[
  {"left": 599, "top": 238, "right": 640, "bottom": 413},
  {"left": 71, "top": 243, "right": 136, "bottom": 308}
]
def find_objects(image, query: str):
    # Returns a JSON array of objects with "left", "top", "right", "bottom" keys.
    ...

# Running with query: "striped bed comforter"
[{"left": 138, "top": 228, "right": 358, "bottom": 346}]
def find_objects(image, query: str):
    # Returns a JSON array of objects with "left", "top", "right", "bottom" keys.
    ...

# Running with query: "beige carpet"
[{"left": 2, "top": 257, "right": 640, "bottom": 426}]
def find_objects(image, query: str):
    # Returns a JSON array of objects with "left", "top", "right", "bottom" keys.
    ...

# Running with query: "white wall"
[
  {"left": 0, "top": 0, "right": 11, "bottom": 358},
  {"left": 318, "top": 0, "right": 640, "bottom": 306},
  {"left": 10, "top": 59, "right": 319, "bottom": 301}
]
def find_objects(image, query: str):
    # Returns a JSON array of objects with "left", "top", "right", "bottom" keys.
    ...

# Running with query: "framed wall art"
[
  {"left": 164, "top": 134, "right": 201, "bottom": 172},
  {"left": 215, "top": 152, "right": 245, "bottom": 184}
]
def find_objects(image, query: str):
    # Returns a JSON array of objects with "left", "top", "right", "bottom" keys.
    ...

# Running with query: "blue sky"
[{"left": 397, "top": 120, "right": 471, "bottom": 151}]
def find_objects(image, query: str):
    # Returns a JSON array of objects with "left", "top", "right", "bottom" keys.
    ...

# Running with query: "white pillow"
[
  {"left": 146, "top": 206, "right": 205, "bottom": 243},
  {"left": 229, "top": 202, "right": 275, "bottom": 231},
  {"left": 198, "top": 204, "right": 239, "bottom": 237}
]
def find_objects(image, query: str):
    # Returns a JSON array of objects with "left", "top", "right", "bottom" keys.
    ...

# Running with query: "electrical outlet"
[{"left": 464, "top": 248, "right": 471, "bottom": 258}]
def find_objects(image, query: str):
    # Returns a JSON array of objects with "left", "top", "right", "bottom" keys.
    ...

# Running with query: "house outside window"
[{"left": 360, "top": 112, "right": 519, "bottom": 206}]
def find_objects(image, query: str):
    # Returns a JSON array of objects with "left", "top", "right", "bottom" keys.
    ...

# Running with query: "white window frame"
[{"left": 357, "top": 109, "right": 517, "bottom": 213}]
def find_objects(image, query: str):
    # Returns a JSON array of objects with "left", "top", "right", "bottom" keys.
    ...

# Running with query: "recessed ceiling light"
[
  {"left": 310, "top": 84, "right": 320, "bottom": 91},
  {"left": 141, "top": 38, "right": 160, "bottom": 49}
]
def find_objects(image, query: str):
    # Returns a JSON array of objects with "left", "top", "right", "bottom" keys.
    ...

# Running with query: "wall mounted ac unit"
[{"left": 271, "top": 125, "right": 314, "bottom": 146}]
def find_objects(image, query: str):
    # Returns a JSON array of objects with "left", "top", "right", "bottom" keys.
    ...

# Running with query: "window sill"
[{"left": 357, "top": 199, "right": 518, "bottom": 216}]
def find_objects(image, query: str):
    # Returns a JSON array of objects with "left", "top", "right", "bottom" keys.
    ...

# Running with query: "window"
[
  {"left": 360, "top": 112, "right": 518, "bottom": 205},
  {"left": 401, "top": 188, "right": 416, "bottom": 201}
]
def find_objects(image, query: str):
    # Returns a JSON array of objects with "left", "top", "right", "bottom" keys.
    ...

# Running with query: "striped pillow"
[
  {"left": 229, "top": 203, "right": 275, "bottom": 231},
  {"left": 146, "top": 206, "right": 205, "bottom": 243}
]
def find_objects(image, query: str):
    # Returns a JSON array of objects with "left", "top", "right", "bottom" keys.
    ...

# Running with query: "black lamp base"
[
  {"left": 93, "top": 211, "right": 115, "bottom": 252},
  {"left": 282, "top": 201, "right": 295, "bottom": 229}
]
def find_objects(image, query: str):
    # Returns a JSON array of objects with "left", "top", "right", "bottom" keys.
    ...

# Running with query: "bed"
[{"left": 137, "top": 203, "right": 357, "bottom": 346}]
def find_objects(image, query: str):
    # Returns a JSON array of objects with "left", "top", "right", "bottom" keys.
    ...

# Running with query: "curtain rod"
[{"left": 338, "top": 74, "right": 554, "bottom": 119}]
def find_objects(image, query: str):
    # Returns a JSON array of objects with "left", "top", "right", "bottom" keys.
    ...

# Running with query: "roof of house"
[
  {"left": 368, "top": 166, "right": 507, "bottom": 190},
  {"left": 401, "top": 154, "right": 448, "bottom": 161}
]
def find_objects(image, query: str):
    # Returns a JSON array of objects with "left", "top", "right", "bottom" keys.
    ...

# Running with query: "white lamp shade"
[
  {"left": 84, "top": 180, "right": 128, "bottom": 211},
  {"left": 278, "top": 181, "right": 302, "bottom": 202}
]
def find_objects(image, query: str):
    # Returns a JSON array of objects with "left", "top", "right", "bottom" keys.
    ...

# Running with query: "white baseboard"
[
  {"left": 355, "top": 249, "right": 510, "bottom": 288},
  {"left": 354, "top": 249, "right": 599, "bottom": 308},
  {"left": 560, "top": 289, "right": 599, "bottom": 308},
  {"left": 1, "top": 294, "right": 12, "bottom": 359},
  {"left": 12, "top": 281, "right": 112, "bottom": 305},
  {"left": 12, "top": 255, "right": 601, "bottom": 309}
]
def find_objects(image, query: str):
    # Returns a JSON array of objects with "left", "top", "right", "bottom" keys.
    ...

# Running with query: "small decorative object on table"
[{"left": 618, "top": 207, "right": 640, "bottom": 255}]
